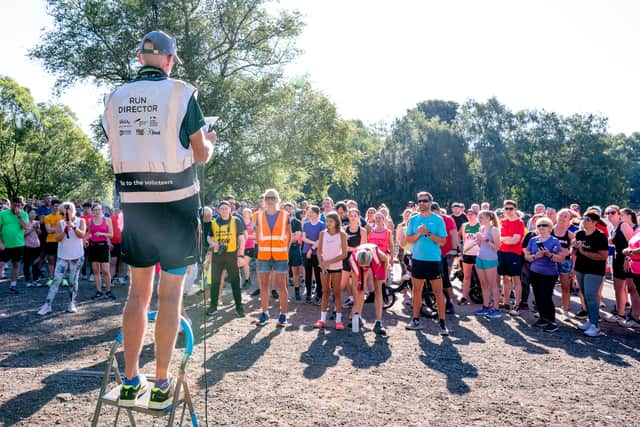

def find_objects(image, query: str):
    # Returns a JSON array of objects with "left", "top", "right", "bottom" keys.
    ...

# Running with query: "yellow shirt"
[{"left": 44, "top": 214, "right": 63, "bottom": 243}]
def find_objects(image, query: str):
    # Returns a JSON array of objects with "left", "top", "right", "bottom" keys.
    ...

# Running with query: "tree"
[{"left": 0, "top": 77, "right": 112, "bottom": 201}]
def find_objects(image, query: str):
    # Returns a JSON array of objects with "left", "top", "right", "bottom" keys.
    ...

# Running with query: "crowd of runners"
[{"left": 2, "top": 190, "right": 640, "bottom": 339}]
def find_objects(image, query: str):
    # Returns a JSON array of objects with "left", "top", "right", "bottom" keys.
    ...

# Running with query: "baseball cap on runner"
[{"left": 139, "top": 30, "right": 182, "bottom": 64}]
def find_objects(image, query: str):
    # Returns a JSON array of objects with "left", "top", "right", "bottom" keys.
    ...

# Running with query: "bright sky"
[{"left": 2, "top": 0, "right": 639, "bottom": 136}]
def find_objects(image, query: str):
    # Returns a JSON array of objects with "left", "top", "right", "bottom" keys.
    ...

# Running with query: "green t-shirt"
[{"left": 0, "top": 209, "right": 28, "bottom": 248}]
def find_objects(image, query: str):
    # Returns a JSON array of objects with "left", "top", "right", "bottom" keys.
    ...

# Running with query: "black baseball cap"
[{"left": 139, "top": 30, "right": 182, "bottom": 64}]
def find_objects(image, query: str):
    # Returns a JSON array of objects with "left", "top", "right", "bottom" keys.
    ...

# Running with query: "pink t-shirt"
[
  {"left": 627, "top": 231, "right": 640, "bottom": 275},
  {"left": 499, "top": 217, "right": 525, "bottom": 254},
  {"left": 368, "top": 228, "right": 391, "bottom": 254}
]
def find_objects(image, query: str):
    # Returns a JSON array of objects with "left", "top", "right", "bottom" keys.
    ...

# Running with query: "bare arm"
[{"left": 188, "top": 128, "right": 215, "bottom": 163}]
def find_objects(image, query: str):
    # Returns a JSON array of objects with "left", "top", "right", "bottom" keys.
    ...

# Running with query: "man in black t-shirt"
[{"left": 451, "top": 203, "right": 468, "bottom": 231}]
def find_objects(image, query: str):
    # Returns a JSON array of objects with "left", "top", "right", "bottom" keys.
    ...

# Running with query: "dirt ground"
[{"left": 1, "top": 267, "right": 639, "bottom": 427}]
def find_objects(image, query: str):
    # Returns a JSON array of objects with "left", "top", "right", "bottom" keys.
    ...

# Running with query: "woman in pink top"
[
  {"left": 622, "top": 231, "right": 640, "bottom": 327},
  {"left": 314, "top": 212, "right": 347, "bottom": 330},
  {"left": 242, "top": 208, "right": 256, "bottom": 288},
  {"left": 86, "top": 204, "right": 114, "bottom": 300}
]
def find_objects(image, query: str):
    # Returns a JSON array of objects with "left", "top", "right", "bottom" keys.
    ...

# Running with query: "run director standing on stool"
[{"left": 101, "top": 30, "right": 215, "bottom": 409}]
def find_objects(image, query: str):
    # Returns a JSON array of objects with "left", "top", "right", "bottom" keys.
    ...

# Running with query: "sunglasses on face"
[
  {"left": 265, "top": 196, "right": 276, "bottom": 200},
  {"left": 503, "top": 206, "right": 515, "bottom": 211},
  {"left": 582, "top": 217, "right": 591, "bottom": 222},
  {"left": 606, "top": 211, "right": 617, "bottom": 216},
  {"left": 537, "top": 224, "right": 550, "bottom": 228},
  {"left": 418, "top": 199, "right": 432, "bottom": 204}
]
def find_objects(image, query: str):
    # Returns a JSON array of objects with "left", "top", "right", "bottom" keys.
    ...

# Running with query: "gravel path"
[{"left": 1, "top": 271, "right": 638, "bottom": 426}]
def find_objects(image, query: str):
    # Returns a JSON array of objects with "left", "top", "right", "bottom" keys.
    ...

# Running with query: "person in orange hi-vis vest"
[{"left": 255, "top": 189, "right": 291, "bottom": 327}]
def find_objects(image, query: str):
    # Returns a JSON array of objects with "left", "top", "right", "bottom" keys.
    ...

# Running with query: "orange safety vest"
[{"left": 257, "top": 209, "right": 290, "bottom": 261}]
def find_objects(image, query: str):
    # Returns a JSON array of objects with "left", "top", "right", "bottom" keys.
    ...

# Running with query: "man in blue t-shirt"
[{"left": 405, "top": 191, "right": 450, "bottom": 336}]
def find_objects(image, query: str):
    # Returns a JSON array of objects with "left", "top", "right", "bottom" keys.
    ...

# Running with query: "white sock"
[
  {"left": 10, "top": 281, "right": 16, "bottom": 287},
  {"left": 336, "top": 313, "right": 342, "bottom": 322},
  {"left": 320, "top": 311, "right": 327, "bottom": 322}
]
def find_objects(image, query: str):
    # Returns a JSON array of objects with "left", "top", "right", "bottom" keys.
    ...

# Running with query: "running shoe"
[
  {"left": 605, "top": 314, "right": 623, "bottom": 323},
  {"left": 37, "top": 303, "right": 52, "bottom": 316},
  {"left": 46, "top": 279, "right": 53, "bottom": 287},
  {"left": 405, "top": 319, "right": 422, "bottom": 330},
  {"left": 106, "top": 291, "right": 116, "bottom": 300},
  {"left": 305, "top": 295, "right": 312, "bottom": 304},
  {"left": 445, "top": 301, "right": 455, "bottom": 314},
  {"left": 313, "top": 296, "right": 321, "bottom": 306},
  {"left": 439, "top": 322, "right": 449, "bottom": 336},
  {"left": 88, "top": 274, "right": 94, "bottom": 282},
  {"left": 574, "top": 310, "right": 588, "bottom": 319},
  {"left": 313, "top": 320, "right": 326, "bottom": 329},
  {"left": 294, "top": 288, "right": 301, "bottom": 301},
  {"left": 235, "top": 305, "right": 245, "bottom": 317},
  {"left": 618, "top": 316, "right": 640, "bottom": 328},
  {"left": 271, "top": 289, "right": 279, "bottom": 300},
  {"left": 25, "top": 281, "right": 35, "bottom": 288},
  {"left": 583, "top": 325, "right": 602, "bottom": 337},
  {"left": 9, "top": 286, "right": 19, "bottom": 295},
  {"left": 577, "top": 321, "right": 592, "bottom": 331},
  {"left": 36, "top": 279, "right": 46, "bottom": 288},
  {"left": 250, "top": 288, "right": 261, "bottom": 297},
  {"left": 91, "top": 291, "right": 104, "bottom": 300},
  {"left": 119, "top": 374, "right": 148, "bottom": 408},
  {"left": 543, "top": 322, "right": 559, "bottom": 333},
  {"left": 473, "top": 306, "right": 490, "bottom": 316},
  {"left": 335, "top": 322, "right": 345, "bottom": 331},
  {"left": 343, "top": 298, "right": 354, "bottom": 308},
  {"left": 373, "top": 321, "right": 386, "bottom": 336},
  {"left": 206, "top": 306, "right": 217, "bottom": 316},
  {"left": 533, "top": 319, "right": 549, "bottom": 328},
  {"left": 508, "top": 305, "right": 520, "bottom": 316},
  {"left": 485, "top": 309, "right": 502, "bottom": 319},
  {"left": 61, "top": 278, "right": 69, "bottom": 288},
  {"left": 256, "top": 312, "right": 270, "bottom": 326},
  {"left": 276, "top": 314, "right": 287, "bottom": 327},
  {"left": 66, "top": 302, "right": 77, "bottom": 313},
  {"left": 149, "top": 375, "right": 175, "bottom": 410}
]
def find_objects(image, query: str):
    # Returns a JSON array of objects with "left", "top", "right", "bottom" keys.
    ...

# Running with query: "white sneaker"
[
  {"left": 578, "top": 321, "right": 592, "bottom": 331},
  {"left": 66, "top": 302, "right": 77, "bottom": 313},
  {"left": 37, "top": 303, "right": 52, "bottom": 316},
  {"left": 605, "top": 314, "right": 622, "bottom": 323},
  {"left": 618, "top": 317, "right": 640, "bottom": 328},
  {"left": 25, "top": 281, "right": 35, "bottom": 288},
  {"left": 88, "top": 274, "right": 95, "bottom": 282},
  {"left": 584, "top": 325, "right": 602, "bottom": 337},
  {"left": 184, "top": 284, "right": 200, "bottom": 297}
]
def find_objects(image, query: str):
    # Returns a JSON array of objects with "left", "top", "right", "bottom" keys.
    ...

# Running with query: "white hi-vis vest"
[{"left": 102, "top": 78, "right": 198, "bottom": 204}]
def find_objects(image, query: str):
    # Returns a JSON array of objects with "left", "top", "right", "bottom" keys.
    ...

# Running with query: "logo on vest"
[
  {"left": 136, "top": 129, "right": 145, "bottom": 136},
  {"left": 119, "top": 130, "right": 132, "bottom": 136},
  {"left": 147, "top": 129, "right": 161, "bottom": 136},
  {"left": 149, "top": 116, "right": 159, "bottom": 127},
  {"left": 119, "top": 119, "right": 131, "bottom": 127},
  {"left": 135, "top": 118, "right": 147, "bottom": 127}
]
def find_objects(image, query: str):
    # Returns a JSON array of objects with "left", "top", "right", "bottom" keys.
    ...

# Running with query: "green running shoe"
[
  {"left": 149, "top": 375, "right": 175, "bottom": 410},
  {"left": 118, "top": 375, "right": 147, "bottom": 408}
]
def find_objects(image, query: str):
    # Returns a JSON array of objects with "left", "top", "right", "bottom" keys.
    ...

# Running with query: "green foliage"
[{"left": 0, "top": 77, "right": 112, "bottom": 201}]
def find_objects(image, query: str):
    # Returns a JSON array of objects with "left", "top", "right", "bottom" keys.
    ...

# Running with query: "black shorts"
[
  {"left": 45, "top": 242, "right": 58, "bottom": 256},
  {"left": 88, "top": 242, "right": 110, "bottom": 263},
  {"left": 613, "top": 254, "right": 630, "bottom": 280},
  {"left": 411, "top": 259, "right": 442, "bottom": 281},
  {"left": 110, "top": 243, "right": 121, "bottom": 258},
  {"left": 0, "top": 246, "right": 24, "bottom": 263},
  {"left": 462, "top": 254, "right": 477, "bottom": 265},
  {"left": 441, "top": 256, "right": 452, "bottom": 289},
  {"left": 498, "top": 251, "right": 523, "bottom": 277},
  {"left": 288, "top": 243, "right": 303, "bottom": 267},
  {"left": 121, "top": 196, "right": 198, "bottom": 270},
  {"left": 343, "top": 257, "right": 352, "bottom": 272}
]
